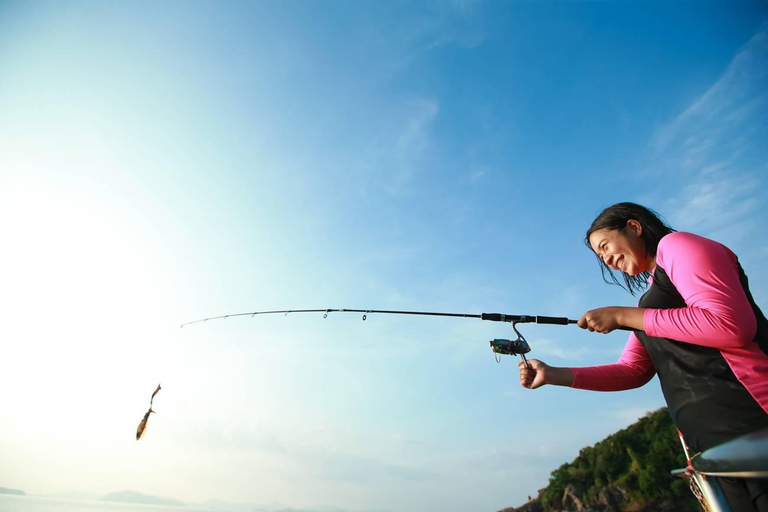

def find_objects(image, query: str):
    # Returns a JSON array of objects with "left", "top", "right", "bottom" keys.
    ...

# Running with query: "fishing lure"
[
  {"left": 136, "top": 383, "right": 161, "bottom": 441},
  {"left": 181, "top": 308, "right": 577, "bottom": 367}
]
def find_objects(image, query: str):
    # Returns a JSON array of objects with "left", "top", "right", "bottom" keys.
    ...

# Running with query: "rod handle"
[
  {"left": 480, "top": 313, "right": 577, "bottom": 324},
  {"left": 481, "top": 313, "right": 522, "bottom": 322},
  {"left": 535, "top": 315, "right": 574, "bottom": 325}
]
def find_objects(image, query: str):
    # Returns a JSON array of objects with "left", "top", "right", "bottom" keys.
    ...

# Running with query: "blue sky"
[{"left": 1, "top": 2, "right": 767, "bottom": 512}]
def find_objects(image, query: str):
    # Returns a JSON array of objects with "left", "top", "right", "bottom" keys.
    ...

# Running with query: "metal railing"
[{"left": 673, "top": 427, "right": 768, "bottom": 512}]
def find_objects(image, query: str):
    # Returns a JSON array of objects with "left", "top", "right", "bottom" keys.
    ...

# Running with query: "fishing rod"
[{"left": 181, "top": 308, "right": 578, "bottom": 367}]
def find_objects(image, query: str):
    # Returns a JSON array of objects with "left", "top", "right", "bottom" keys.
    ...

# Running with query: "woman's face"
[{"left": 588, "top": 220, "right": 655, "bottom": 276}]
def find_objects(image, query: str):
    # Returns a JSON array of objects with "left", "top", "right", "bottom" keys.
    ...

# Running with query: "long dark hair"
[{"left": 585, "top": 202, "right": 676, "bottom": 295}]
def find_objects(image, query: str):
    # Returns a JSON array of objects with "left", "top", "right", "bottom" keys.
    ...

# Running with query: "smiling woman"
[
  {"left": 586, "top": 203, "right": 676, "bottom": 294},
  {"left": 518, "top": 202, "right": 768, "bottom": 512}
]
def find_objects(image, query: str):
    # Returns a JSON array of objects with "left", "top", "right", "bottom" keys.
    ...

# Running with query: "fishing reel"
[{"left": 489, "top": 322, "right": 531, "bottom": 366}]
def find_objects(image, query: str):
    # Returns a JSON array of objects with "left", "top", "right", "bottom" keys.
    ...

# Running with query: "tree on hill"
[{"left": 536, "top": 408, "right": 699, "bottom": 512}]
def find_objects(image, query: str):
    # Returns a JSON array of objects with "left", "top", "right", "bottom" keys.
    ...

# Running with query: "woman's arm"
[
  {"left": 570, "top": 332, "right": 655, "bottom": 390},
  {"left": 644, "top": 232, "right": 757, "bottom": 347},
  {"left": 519, "top": 333, "right": 655, "bottom": 391}
]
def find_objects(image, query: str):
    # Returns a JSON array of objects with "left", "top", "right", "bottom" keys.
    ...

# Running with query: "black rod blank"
[{"left": 181, "top": 308, "right": 577, "bottom": 328}]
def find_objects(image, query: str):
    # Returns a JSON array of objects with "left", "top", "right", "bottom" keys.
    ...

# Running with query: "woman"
[{"left": 519, "top": 202, "right": 768, "bottom": 512}]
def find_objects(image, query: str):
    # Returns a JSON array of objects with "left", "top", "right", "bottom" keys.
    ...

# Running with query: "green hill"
[{"left": 502, "top": 408, "right": 700, "bottom": 512}]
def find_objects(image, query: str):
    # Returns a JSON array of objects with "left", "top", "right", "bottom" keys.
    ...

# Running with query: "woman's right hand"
[
  {"left": 518, "top": 359, "right": 549, "bottom": 389},
  {"left": 518, "top": 359, "right": 575, "bottom": 389}
]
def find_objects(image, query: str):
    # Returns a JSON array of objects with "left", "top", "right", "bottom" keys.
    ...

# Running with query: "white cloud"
[
  {"left": 353, "top": 97, "right": 440, "bottom": 198},
  {"left": 175, "top": 422, "right": 288, "bottom": 455},
  {"left": 295, "top": 447, "right": 435, "bottom": 483},
  {"left": 651, "top": 29, "right": 768, "bottom": 159},
  {"left": 469, "top": 167, "right": 487, "bottom": 183},
  {"left": 661, "top": 170, "right": 762, "bottom": 244},
  {"left": 611, "top": 407, "right": 658, "bottom": 427},
  {"left": 643, "top": 28, "right": 768, "bottom": 251}
]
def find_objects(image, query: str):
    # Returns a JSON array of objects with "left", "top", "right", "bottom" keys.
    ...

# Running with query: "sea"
[{"left": 0, "top": 495, "right": 209, "bottom": 512}]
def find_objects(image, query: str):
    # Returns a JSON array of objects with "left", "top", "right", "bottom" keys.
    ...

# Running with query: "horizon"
[
  {"left": 1, "top": 489, "right": 366, "bottom": 512},
  {"left": 2, "top": 2, "right": 767, "bottom": 512},
  {"left": 0, "top": 402, "right": 672, "bottom": 509}
]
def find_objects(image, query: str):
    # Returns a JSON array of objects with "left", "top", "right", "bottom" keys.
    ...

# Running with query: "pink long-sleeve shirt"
[{"left": 571, "top": 232, "right": 768, "bottom": 414}]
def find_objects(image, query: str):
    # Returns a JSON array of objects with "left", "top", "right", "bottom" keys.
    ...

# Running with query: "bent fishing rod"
[{"left": 181, "top": 308, "right": 578, "bottom": 367}]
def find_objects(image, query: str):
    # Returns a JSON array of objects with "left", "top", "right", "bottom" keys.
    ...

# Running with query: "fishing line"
[
  {"left": 363, "top": 317, "right": 487, "bottom": 344},
  {"left": 317, "top": 312, "right": 487, "bottom": 344}
]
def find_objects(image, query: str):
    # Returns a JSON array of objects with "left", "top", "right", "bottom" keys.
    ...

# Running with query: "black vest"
[{"left": 635, "top": 264, "right": 768, "bottom": 453}]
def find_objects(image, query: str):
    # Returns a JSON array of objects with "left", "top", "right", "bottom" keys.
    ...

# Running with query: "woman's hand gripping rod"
[{"left": 483, "top": 315, "right": 577, "bottom": 367}]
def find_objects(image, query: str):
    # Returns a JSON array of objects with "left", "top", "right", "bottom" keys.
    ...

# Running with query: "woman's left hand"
[{"left": 578, "top": 306, "right": 645, "bottom": 333}]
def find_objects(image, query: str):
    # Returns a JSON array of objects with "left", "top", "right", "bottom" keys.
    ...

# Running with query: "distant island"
[
  {"left": 102, "top": 490, "right": 185, "bottom": 507},
  {"left": 0, "top": 487, "right": 25, "bottom": 496}
]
